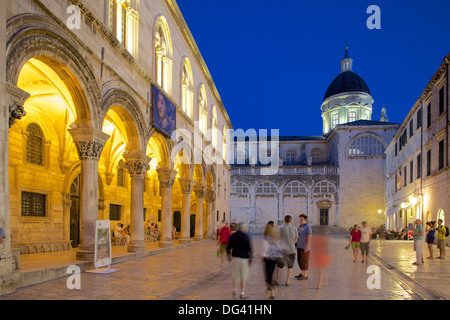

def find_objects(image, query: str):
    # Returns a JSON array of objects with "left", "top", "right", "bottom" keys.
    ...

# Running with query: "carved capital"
[
  {"left": 9, "top": 103, "right": 27, "bottom": 128},
  {"left": 156, "top": 167, "right": 177, "bottom": 189},
  {"left": 73, "top": 140, "right": 106, "bottom": 160},
  {"left": 124, "top": 153, "right": 151, "bottom": 178},
  {"left": 193, "top": 184, "right": 207, "bottom": 199},
  {"left": 206, "top": 188, "right": 215, "bottom": 203},
  {"left": 178, "top": 178, "right": 194, "bottom": 194},
  {"left": 68, "top": 127, "right": 110, "bottom": 160}
]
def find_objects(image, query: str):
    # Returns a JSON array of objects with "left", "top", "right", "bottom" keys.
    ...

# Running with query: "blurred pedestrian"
[
  {"left": 411, "top": 219, "right": 425, "bottom": 265},
  {"left": 349, "top": 224, "right": 361, "bottom": 262},
  {"left": 311, "top": 235, "right": 332, "bottom": 290},
  {"left": 425, "top": 221, "right": 436, "bottom": 259},
  {"left": 227, "top": 222, "right": 253, "bottom": 300},
  {"left": 261, "top": 221, "right": 281, "bottom": 300},
  {"left": 274, "top": 215, "right": 297, "bottom": 286},
  {"left": 295, "top": 214, "right": 312, "bottom": 281},
  {"left": 436, "top": 219, "right": 447, "bottom": 260},
  {"left": 360, "top": 221, "right": 372, "bottom": 263},
  {"left": 218, "top": 222, "right": 232, "bottom": 264}
]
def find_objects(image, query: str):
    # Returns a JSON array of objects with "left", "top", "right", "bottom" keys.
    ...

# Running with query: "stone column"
[
  {"left": 1, "top": 82, "right": 30, "bottom": 295},
  {"left": 178, "top": 178, "right": 194, "bottom": 244},
  {"left": 205, "top": 188, "right": 215, "bottom": 239},
  {"left": 68, "top": 127, "right": 110, "bottom": 261},
  {"left": 156, "top": 167, "right": 177, "bottom": 248},
  {"left": 124, "top": 152, "right": 151, "bottom": 253},
  {"left": 193, "top": 184, "right": 207, "bottom": 241}
]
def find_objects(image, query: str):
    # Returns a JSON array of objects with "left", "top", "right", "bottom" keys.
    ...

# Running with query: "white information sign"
[{"left": 93, "top": 220, "right": 115, "bottom": 273}]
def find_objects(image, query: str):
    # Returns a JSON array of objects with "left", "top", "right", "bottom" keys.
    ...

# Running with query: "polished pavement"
[{"left": 0, "top": 235, "right": 448, "bottom": 300}]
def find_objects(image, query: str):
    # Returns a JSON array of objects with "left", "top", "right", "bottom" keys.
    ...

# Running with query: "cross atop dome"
[{"left": 341, "top": 43, "right": 353, "bottom": 73}]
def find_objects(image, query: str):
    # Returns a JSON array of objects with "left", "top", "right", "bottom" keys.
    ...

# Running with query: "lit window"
[
  {"left": 181, "top": 58, "right": 194, "bottom": 119},
  {"left": 348, "top": 111, "right": 356, "bottom": 123},
  {"left": 332, "top": 114, "right": 339, "bottom": 129},
  {"left": 109, "top": 0, "right": 139, "bottom": 57},
  {"left": 199, "top": 85, "right": 208, "bottom": 134},
  {"left": 284, "top": 181, "right": 307, "bottom": 194},
  {"left": 313, "top": 181, "right": 336, "bottom": 194},
  {"left": 222, "top": 126, "right": 227, "bottom": 162},
  {"left": 231, "top": 182, "right": 249, "bottom": 194},
  {"left": 155, "top": 17, "right": 172, "bottom": 93},
  {"left": 211, "top": 106, "right": 218, "bottom": 148},
  {"left": 347, "top": 135, "right": 385, "bottom": 156},
  {"left": 26, "top": 123, "right": 44, "bottom": 166},
  {"left": 256, "top": 182, "right": 277, "bottom": 194}
]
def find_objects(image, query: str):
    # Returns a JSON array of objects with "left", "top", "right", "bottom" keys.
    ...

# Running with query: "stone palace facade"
[{"left": 0, "top": 0, "right": 232, "bottom": 295}]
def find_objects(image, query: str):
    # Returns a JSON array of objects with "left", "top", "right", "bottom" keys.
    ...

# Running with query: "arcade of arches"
[{"left": 7, "top": 55, "right": 222, "bottom": 261}]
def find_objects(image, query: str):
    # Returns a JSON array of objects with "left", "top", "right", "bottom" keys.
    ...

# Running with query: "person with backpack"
[{"left": 436, "top": 219, "right": 447, "bottom": 260}]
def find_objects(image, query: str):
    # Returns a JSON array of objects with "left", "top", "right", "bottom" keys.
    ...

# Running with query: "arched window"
[
  {"left": 438, "top": 209, "right": 445, "bottom": 224},
  {"left": 211, "top": 106, "right": 218, "bottom": 148},
  {"left": 231, "top": 182, "right": 249, "bottom": 194},
  {"left": 155, "top": 16, "right": 172, "bottom": 93},
  {"left": 26, "top": 123, "right": 44, "bottom": 166},
  {"left": 117, "top": 160, "right": 126, "bottom": 187},
  {"left": 313, "top": 181, "right": 336, "bottom": 194},
  {"left": 348, "top": 134, "right": 385, "bottom": 156},
  {"left": 181, "top": 58, "right": 194, "bottom": 119},
  {"left": 199, "top": 84, "right": 208, "bottom": 134},
  {"left": 222, "top": 126, "right": 227, "bottom": 162},
  {"left": 109, "top": 0, "right": 139, "bottom": 56},
  {"left": 256, "top": 181, "right": 278, "bottom": 195},
  {"left": 284, "top": 181, "right": 307, "bottom": 195}
]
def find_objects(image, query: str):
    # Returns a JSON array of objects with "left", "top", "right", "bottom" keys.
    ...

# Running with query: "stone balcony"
[{"left": 231, "top": 165, "right": 340, "bottom": 176}]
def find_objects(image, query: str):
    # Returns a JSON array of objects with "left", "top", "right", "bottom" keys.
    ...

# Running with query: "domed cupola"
[{"left": 321, "top": 46, "right": 374, "bottom": 135}]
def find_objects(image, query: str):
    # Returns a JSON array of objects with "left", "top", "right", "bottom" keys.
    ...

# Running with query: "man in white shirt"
[{"left": 360, "top": 221, "right": 372, "bottom": 263}]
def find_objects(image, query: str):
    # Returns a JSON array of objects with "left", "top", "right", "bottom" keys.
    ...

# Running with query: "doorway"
[
  {"left": 70, "top": 175, "right": 81, "bottom": 248},
  {"left": 320, "top": 209, "right": 329, "bottom": 226}
]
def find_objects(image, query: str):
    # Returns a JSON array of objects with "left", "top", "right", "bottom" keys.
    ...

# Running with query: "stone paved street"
[{"left": 0, "top": 235, "right": 448, "bottom": 301}]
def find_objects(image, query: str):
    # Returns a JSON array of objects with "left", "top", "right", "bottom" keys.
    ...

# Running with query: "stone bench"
[{"left": 12, "top": 240, "right": 72, "bottom": 254}]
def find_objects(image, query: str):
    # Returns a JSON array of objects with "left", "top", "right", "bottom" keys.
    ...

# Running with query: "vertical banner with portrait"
[{"left": 152, "top": 85, "right": 176, "bottom": 138}]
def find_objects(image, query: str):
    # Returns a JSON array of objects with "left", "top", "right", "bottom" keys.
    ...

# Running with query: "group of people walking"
[
  {"left": 348, "top": 219, "right": 447, "bottom": 266},
  {"left": 218, "top": 214, "right": 317, "bottom": 300}
]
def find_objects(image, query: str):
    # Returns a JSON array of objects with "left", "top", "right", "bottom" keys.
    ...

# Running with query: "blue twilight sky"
[{"left": 177, "top": 0, "right": 450, "bottom": 136}]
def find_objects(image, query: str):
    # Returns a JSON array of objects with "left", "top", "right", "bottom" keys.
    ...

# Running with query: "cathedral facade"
[{"left": 230, "top": 48, "right": 400, "bottom": 232}]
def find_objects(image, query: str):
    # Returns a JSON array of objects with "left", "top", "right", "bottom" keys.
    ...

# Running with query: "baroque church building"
[{"left": 230, "top": 48, "right": 400, "bottom": 232}]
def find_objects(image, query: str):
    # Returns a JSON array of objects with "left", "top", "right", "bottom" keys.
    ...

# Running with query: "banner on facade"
[{"left": 152, "top": 85, "right": 176, "bottom": 138}]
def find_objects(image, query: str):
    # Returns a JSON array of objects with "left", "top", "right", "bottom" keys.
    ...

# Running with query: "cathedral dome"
[{"left": 323, "top": 71, "right": 371, "bottom": 101}]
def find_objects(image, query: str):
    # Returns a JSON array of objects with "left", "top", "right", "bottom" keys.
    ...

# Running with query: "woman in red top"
[{"left": 349, "top": 225, "right": 361, "bottom": 262}]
